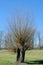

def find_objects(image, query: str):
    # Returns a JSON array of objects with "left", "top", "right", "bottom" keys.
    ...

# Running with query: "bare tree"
[
  {"left": 6, "top": 14, "right": 35, "bottom": 62},
  {"left": 0, "top": 31, "right": 2, "bottom": 49},
  {"left": 37, "top": 32, "right": 41, "bottom": 49},
  {"left": 5, "top": 32, "right": 16, "bottom": 51}
]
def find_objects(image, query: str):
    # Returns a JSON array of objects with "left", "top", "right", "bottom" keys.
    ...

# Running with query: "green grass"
[{"left": 0, "top": 50, "right": 43, "bottom": 65}]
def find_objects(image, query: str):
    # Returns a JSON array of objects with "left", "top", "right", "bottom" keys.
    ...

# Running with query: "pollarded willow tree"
[{"left": 7, "top": 13, "right": 35, "bottom": 62}]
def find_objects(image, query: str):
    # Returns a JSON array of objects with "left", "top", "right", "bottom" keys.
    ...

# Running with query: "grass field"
[{"left": 0, "top": 50, "right": 43, "bottom": 65}]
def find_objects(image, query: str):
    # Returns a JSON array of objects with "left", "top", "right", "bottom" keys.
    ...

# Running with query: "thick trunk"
[
  {"left": 16, "top": 48, "right": 20, "bottom": 62},
  {"left": 20, "top": 47, "right": 25, "bottom": 62},
  {"left": 16, "top": 47, "right": 25, "bottom": 63},
  {"left": 21, "top": 48, "right": 25, "bottom": 62}
]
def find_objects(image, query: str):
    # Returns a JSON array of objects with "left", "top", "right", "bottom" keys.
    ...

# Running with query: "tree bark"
[
  {"left": 16, "top": 47, "right": 25, "bottom": 63},
  {"left": 20, "top": 47, "right": 25, "bottom": 63},
  {"left": 16, "top": 48, "right": 20, "bottom": 62},
  {"left": 21, "top": 48, "right": 25, "bottom": 62}
]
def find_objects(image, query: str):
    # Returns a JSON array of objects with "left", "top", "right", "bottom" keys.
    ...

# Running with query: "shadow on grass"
[{"left": 24, "top": 60, "right": 43, "bottom": 64}]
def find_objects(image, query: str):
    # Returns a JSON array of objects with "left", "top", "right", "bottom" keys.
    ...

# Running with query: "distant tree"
[
  {"left": 6, "top": 14, "right": 35, "bottom": 62},
  {"left": 0, "top": 31, "right": 2, "bottom": 49},
  {"left": 37, "top": 32, "right": 41, "bottom": 49},
  {"left": 5, "top": 32, "right": 16, "bottom": 50}
]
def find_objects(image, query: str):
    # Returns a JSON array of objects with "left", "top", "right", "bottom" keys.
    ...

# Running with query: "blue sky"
[{"left": 0, "top": 0, "right": 43, "bottom": 34}]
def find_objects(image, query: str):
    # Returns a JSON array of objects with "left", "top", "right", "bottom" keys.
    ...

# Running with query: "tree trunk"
[
  {"left": 20, "top": 47, "right": 25, "bottom": 63},
  {"left": 16, "top": 47, "right": 25, "bottom": 63},
  {"left": 16, "top": 48, "right": 20, "bottom": 62},
  {"left": 21, "top": 48, "right": 25, "bottom": 62}
]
